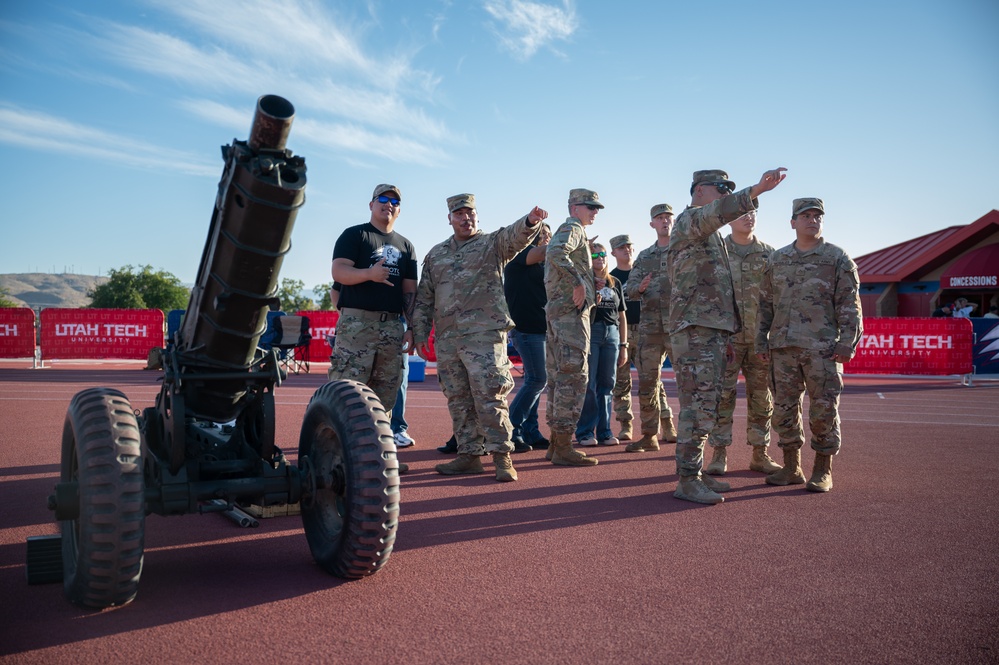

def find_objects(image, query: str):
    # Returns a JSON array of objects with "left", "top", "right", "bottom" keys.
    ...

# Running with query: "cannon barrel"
[{"left": 175, "top": 94, "right": 307, "bottom": 421}]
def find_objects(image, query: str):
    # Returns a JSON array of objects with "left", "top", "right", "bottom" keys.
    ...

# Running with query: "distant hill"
[{"left": 0, "top": 273, "right": 107, "bottom": 309}]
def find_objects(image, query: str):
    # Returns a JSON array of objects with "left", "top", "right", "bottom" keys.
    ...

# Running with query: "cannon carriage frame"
[{"left": 29, "top": 95, "right": 400, "bottom": 609}]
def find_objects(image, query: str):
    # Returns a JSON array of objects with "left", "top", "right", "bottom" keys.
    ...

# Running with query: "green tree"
[
  {"left": 87, "top": 265, "right": 190, "bottom": 311},
  {"left": 313, "top": 281, "right": 334, "bottom": 310},
  {"left": 0, "top": 286, "right": 19, "bottom": 308},
  {"left": 277, "top": 277, "right": 314, "bottom": 312}
]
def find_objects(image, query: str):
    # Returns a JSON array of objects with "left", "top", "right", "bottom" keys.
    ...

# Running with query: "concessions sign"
[
  {"left": 846, "top": 317, "right": 973, "bottom": 375},
  {"left": 0, "top": 308, "right": 37, "bottom": 358},
  {"left": 40, "top": 308, "right": 164, "bottom": 360},
  {"left": 296, "top": 310, "right": 339, "bottom": 363}
]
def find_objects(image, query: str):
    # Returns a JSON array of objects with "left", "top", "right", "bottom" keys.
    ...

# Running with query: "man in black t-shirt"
[
  {"left": 609, "top": 234, "right": 640, "bottom": 440},
  {"left": 329, "top": 183, "right": 418, "bottom": 424},
  {"left": 504, "top": 223, "right": 552, "bottom": 452}
]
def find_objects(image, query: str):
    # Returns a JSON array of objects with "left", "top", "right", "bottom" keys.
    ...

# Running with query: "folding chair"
[{"left": 272, "top": 315, "right": 312, "bottom": 374}]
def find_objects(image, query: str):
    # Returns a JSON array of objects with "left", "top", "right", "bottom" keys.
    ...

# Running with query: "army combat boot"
[
  {"left": 701, "top": 473, "right": 731, "bottom": 493},
  {"left": 749, "top": 446, "right": 782, "bottom": 474},
  {"left": 551, "top": 433, "right": 599, "bottom": 466},
  {"left": 660, "top": 416, "right": 678, "bottom": 443},
  {"left": 435, "top": 453, "right": 485, "bottom": 475},
  {"left": 765, "top": 448, "right": 806, "bottom": 486},
  {"left": 493, "top": 452, "right": 518, "bottom": 482},
  {"left": 704, "top": 446, "right": 727, "bottom": 475},
  {"left": 617, "top": 421, "right": 633, "bottom": 441},
  {"left": 625, "top": 433, "right": 660, "bottom": 452},
  {"left": 805, "top": 453, "right": 833, "bottom": 492},
  {"left": 673, "top": 475, "right": 724, "bottom": 505}
]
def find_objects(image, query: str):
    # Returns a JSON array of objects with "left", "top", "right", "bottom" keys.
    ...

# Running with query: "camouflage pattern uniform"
[
  {"left": 626, "top": 240, "right": 674, "bottom": 438},
  {"left": 545, "top": 218, "right": 595, "bottom": 436},
  {"left": 609, "top": 234, "right": 639, "bottom": 431},
  {"left": 708, "top": 234, "right": 775, "bottom": 448},
  {"left": 328, "top": 313, "right": 405, "bottom": 411},
  {"left": 756, "top": 234, "right": 862, "bottom": 457},
  {"left": 412, "top": 200, "right": 539, "bottom": 456},
  {"left": 668, "top": 182, "right": 756, "bottom": 478}
]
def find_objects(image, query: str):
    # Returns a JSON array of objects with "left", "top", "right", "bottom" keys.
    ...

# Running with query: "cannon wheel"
[
  {"left": 299, "top": 380, "right": 399, "bottom": 578},
  {"left": 60, "top": 388, "right": 145, "bottom": 609}
]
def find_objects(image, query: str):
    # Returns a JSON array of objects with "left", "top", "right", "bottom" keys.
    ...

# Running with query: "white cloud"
[
  {"left": 483, "top": 0, "right": 578, "bottom": 60},
  {"left": 0, "top": 104, "right": 218, "bottom": 177},
  {"left": 178, "top": 99, "right": 452, "bottom": 166},
  {"left": 78, "top": 0, "right": 457, "bottom": 164}
]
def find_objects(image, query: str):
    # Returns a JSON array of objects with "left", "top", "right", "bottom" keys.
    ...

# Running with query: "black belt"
[{"left": 340, "top": 308, "right": 399, "bottom": 322}]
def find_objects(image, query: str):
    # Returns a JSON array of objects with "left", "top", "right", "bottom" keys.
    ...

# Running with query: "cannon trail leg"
[
  {"left": 299, "top": 380, "right": 399, "bottom": 578},
  {"left": 61, "top": 388, "right": 145, "bottom": 609}
]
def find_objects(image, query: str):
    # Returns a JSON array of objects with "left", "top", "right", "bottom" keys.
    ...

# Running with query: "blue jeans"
[
  {"left": 576, "top": 322, "right": 620, "bottom": 440},
  {"left": 507, "top": 329, "right": 547, "bottom": 443},
  {"left": 392, "top": 342, "right": 409, "bottom": 434}
]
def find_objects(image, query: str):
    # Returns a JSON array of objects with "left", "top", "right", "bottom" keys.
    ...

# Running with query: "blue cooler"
[{"left": 408, "top": 357, "right": 426, "bottom": 382}]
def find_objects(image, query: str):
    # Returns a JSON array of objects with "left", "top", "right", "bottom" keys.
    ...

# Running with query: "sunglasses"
[
  {"left": 701, "top": 182, "right": 732, "bottom": 195},
  {"left": 591, "top": 251, "right": 607, "bottom": 259},
  {"left": 584, "top": 204, "right": 601, "bottom": 211},
  {"left": 374, "top": 195, "right": 401, "bottom": 206}
]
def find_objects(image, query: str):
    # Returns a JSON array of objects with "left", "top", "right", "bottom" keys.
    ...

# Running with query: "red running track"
[{"left": 0, "top": 364, "right": 997, "bottom": 664}]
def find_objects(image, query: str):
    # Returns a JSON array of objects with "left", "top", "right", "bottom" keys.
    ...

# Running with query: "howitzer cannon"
[{"left": 30, "top": 95, "right": 400, "bottom": 609}]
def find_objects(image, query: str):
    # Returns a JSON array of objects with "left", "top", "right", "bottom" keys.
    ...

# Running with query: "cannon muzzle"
[{"left": 249, "top": 94, "right": 295, "bottom": 152}]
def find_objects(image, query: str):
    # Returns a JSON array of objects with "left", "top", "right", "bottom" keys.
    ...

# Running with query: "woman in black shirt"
[{"left": 576, "top": 243, "right": 628, "bottom": 446}]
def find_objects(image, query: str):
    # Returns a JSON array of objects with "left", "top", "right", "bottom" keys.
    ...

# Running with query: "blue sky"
[{"left": 2, "top": 0, "right": 997, "bottom": 297}]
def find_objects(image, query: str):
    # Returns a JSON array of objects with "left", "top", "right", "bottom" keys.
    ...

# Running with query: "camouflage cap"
[
  {"left": 447, "top": 193, "right": 476, "bottom": 213},
  {"left": 609, "top": 234, "right": 632, "bottom": 249},
  {"left": 691, "top": 170, "right": 736, "bottom": 190},
  {"left": 568, "top": 188, "right": 604, "bottom": 208},
  {"left": 650, "top": 203, "right": 674, "bottom": 218},
  {"left": 792, "top": 197, "right": 824, "bottom": 216},
  {"left": 372, "top": 183, "right": 401, "bottom": 200}
]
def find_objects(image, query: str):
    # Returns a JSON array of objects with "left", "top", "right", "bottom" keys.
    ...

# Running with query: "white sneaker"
[
  {"left": 394, "top": 431, "right": 416, "bottom": 448},
  {"left": 577, "top": 434, "right": 597, "bottom": 447}
]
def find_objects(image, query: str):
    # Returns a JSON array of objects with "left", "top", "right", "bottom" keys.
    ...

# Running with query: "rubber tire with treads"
[
  {"left": 299, "top": 380, "right": 399, "bottom": 578},
  {"left": 61, "top": 388, "right": 145, "bottom": 609}
]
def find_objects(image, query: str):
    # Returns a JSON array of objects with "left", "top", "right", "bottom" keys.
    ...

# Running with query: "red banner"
[
  {"left": 296, "top": 310, "right": 339, "bottom": 363},
  {"left": 0, "top": 308, "right": 37, "bottom": 358},
  {"left": 846, "top": 317, "right": 973, "bottom": 375},
  {"left": 292, "top": 310, "right": 436, "bottom": 363},
  {"left": 40, "top": 309, "right": 164, "bottom": 360}
]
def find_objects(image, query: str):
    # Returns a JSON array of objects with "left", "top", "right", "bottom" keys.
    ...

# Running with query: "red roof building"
[{"left": 855, "top": 210, "right": 999, "bottom": 317}]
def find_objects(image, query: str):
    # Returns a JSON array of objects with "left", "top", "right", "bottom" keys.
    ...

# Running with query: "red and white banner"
[
  {"left": 846, "top": 317, "right": 974, "bottom": 375},
  {"left": 0, "top": 308, "right": 37, "bottom": 358},
  {"left": 296, "top": 310, "right": 339, "bottom": 363},
  {"left": 293, "top": 310, "right": 436, "bottom": 363},
  {"left": 40, "top": 309, "right": 164, "bottom": 360}
]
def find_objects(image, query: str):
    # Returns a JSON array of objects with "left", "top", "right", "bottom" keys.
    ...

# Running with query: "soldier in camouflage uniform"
[
  {"left": 667, "top": 168, "right": 787, "bottom": 505},
  {"left": 624, "top": 204, "right": 679, "bottom": 454},
  {"left": 413, "top": 193, "right": 545, "bottom": 482},
  {"left": 704, "top": 211, "right": 782, "bottom": 476},
  {"left": 543, "top": 188, "right": 603, "bottom": 467},
  {"left": 755, "top": 198, "right": 863, "bottom": 493},
  {"left": 609, "top": 234, "right": 639, "bottom": 440}
]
